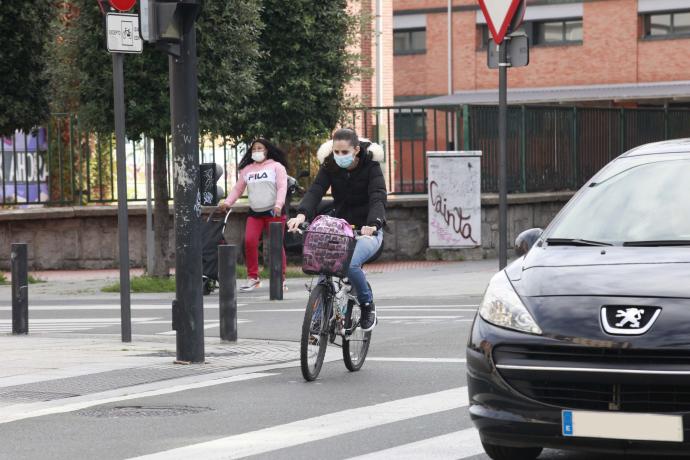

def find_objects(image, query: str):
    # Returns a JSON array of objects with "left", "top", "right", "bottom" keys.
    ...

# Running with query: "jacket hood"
[{"left": 316, "top": 138, "right": 384, "bottom": 164}]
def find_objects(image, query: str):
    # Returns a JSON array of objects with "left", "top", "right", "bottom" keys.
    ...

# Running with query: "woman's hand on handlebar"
[
  {"left": 359, "top": 226, "right": 378, "bottom": 237},
  {"left": 218, "top": 200, "right": 230, "bottom": 212},
  {"left": 287, "top": 213, "right": 306, "bottom": 232}
]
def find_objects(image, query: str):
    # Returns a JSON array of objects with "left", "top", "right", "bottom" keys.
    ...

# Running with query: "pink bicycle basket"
[{"left": 302, "top": 215, "right": 356, "bottom": 277}]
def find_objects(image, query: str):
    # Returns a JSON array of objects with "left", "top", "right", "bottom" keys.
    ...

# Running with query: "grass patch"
[
  {"left": 236, "top": 265, "right": 304, "bottom": 280},
  {"left": 0, "top": 273, "right": 45, "bottom": 285},
  {"left": 101, "top": 266, "right": 305, "bottom": 293},
  {"left": 102, "top": 275, "right": 176, "bottom": 293}
]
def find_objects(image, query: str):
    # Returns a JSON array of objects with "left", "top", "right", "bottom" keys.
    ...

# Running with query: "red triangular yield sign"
[{"left": 477, "top": 0, "right": 524, "bottom": 44}]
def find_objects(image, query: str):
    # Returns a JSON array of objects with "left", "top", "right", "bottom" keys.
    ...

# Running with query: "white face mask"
[{"left": 251, "top": 151, "right": 266, "bottom": 163}]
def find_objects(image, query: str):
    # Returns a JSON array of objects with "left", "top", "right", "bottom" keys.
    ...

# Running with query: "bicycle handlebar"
[{"left": 293, "top": 222, "right": 378, "bottom": 236}]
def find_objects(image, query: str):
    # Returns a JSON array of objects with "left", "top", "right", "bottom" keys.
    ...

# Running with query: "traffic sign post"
[
  {"left": 478, "top": 0, "right": 524, "bottom": 44},
  {"left": 478, "top": 0, "right": 529, "bottom": 270},
  {"left": 106, "top": 13, "right": 143, "bottom": 53},
  {"left": 104, "top": 9, "right": 142, "bottom": 342}
]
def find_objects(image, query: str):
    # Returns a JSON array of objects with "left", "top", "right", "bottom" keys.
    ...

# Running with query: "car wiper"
[
  {"left": 623, "top": 240, "right": 690, "bottom": 247},
  {"left": 546, "top": 238, "right": 613, "bottom": 247}
]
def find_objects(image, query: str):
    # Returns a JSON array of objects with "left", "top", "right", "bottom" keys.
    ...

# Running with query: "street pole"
[
  {"left": 498, "top": 40, "right": 508, "bottom": 270},
  {"left": 11, "top": 243, "right": 28, "bottom": 335},
  {"left": 145, "top": 136, "right": 154, "bottom": 274},
  {"left": 113, "top": 52, "right": 132, "bottom": 342},
  {"left": 269, "top": 222, "right": 283, "bottom": 301},
  {"left": 218, "top": 245, "right": 237, "bottom": 342},
  {"left": 170, "top": 3, "right": 204, "bottom": 363}
]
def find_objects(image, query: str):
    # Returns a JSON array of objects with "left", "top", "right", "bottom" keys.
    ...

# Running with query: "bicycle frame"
[{"left": 314, "top": 275, "right": 361, "bottom": 342}]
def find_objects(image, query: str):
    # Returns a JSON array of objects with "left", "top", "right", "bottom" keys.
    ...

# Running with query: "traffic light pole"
[
  {"left": 170, "top": 2, "right": 204, "bottom": 363},
  {"left": 498, "top": 40, "right": 508, "bottom": 270}
]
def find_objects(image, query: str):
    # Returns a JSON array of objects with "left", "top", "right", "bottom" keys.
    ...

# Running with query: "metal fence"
[{"left": 3, "top": 105, "right": 690, "bottom": 206}]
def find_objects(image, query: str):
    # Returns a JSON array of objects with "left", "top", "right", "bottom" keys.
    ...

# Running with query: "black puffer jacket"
[{"left": 298, "top": 141, "right": 387, "bottom": 229}]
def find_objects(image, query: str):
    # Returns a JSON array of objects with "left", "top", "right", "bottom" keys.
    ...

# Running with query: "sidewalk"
[
  {"left": 0, "top": 334, "right": 304, "bottom": 425},
  {"left": 0, "top": 258, "right": 499, "bottom": 423}
]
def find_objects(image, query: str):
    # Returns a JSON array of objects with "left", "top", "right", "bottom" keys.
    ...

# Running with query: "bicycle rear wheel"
[
  {"left": 300, "top": 284, "right": 330, "bottom": 381},
  {"left": 342, "top": 300, "right": 371, "bottom": 372}
]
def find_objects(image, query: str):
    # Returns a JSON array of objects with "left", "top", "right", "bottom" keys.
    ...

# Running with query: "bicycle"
[{"left": 295, "top": 223, "right": 378, "bottom": 381}]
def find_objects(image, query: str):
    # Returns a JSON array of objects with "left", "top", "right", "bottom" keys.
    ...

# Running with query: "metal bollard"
[
  {"left": 269, "top": 222, "right": 283, "bottom": 300},
  {"left": 11, "top": 243, "right": 28, "bottom": 335},
  {"left": 218, "top": 245, "right": 237, "bottom": 341}
]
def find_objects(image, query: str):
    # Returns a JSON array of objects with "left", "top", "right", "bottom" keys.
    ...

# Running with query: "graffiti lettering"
[{"left": 429, "top": 181, "right": 477, "bottom": 244}]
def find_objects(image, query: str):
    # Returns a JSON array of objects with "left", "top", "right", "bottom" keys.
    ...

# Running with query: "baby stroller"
[{"left": 202, "top": 209, "right": 232, "bottom": 295}]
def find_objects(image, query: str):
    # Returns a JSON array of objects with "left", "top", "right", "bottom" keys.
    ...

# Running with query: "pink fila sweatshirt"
[{"left": 224, "top": 159, "right": 288, "bottom": 212}]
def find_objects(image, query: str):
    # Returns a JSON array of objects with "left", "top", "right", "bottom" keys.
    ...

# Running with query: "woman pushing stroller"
[{"left": 220, "top": 139, "right": 288, "bottom": 292}]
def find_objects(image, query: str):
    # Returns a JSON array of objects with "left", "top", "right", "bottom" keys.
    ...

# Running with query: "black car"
[{"left": 467, "top": 139, "right": 690, "bottom": 459}]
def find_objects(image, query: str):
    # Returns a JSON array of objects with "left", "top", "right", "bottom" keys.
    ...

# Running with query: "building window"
[
  {"left": 644, "top": 10, "right": 690, "bottom": 38},
  {"left": 478, "top": 19, "right": 582, "bottom": 49},
  {"left": 533, "top": 19, "right": 583, "bottom": 45},
  {"left": 394, "top": 112, "right": 426, "bottom": 140},
  {"left": 394, "top": 28, "right": 426, "bottom": 55}
]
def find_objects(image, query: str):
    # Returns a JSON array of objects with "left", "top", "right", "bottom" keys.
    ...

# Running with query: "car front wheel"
[{"left": 482, "top": 442, "right": 543, "bottom": 460}]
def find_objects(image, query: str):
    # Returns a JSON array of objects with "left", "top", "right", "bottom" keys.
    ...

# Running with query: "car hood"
[{"left": 508, "top": 246, "right": 690, "bottom": 299}]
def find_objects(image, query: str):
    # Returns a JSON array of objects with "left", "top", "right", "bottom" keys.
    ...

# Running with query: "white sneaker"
[
  {"left": 282, "top": 280, "right": 288, "bottom": 292},
  {"left": 240, "top": 278, "right": 261, "bottom": 292}
]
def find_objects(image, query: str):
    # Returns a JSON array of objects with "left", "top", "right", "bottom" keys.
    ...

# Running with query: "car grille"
[{"left": 494, "top": 345, "right": 690, "bottom": 412}]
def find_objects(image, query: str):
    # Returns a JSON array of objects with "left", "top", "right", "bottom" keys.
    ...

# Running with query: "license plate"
[{"left": 562, "top": 410, "right": 684, "bottom": 443}]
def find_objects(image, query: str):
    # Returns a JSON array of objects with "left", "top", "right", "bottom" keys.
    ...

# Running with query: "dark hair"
[
  {"left": 332, "top": 128, "right": 359, "bottom": 147},
  {"left": 238, "top": 138, "right": 288, "bottom": 170}
]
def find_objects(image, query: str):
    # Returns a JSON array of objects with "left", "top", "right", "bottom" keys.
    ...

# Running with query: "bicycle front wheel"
[
  {"left": 300, "top": 284, "right": 330, "bottom": 381},
  {"left": 342, "top": 300, "right": 372, "bottom": 372}
]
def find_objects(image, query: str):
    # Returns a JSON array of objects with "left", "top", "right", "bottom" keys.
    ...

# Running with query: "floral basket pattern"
[{"left": 302, "top": 215, "right": 356, "bottom": 277}]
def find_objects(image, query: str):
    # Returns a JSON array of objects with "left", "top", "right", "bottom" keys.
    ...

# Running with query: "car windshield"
[{"left": 547, "top": 158, "right": 690, "bottom": 244}]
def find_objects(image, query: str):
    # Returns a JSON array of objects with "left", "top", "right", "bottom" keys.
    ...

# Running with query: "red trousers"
[{"left": 245, "top": 215, "right": 287, "bottom": 280}]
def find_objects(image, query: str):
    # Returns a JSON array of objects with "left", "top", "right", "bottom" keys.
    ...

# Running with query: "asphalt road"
[{"left": 0, "top": 271, "right": 684, "bottom": 459}]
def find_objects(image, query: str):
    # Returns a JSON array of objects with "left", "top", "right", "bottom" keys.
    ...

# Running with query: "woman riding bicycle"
[{"left": 287, "top": 128, "right": 387, "bottom": 332}]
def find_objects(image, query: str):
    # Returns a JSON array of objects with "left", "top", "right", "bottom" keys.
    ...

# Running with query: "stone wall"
[{"left": 0, "top": 192, "right": 574, "bottom": 270}]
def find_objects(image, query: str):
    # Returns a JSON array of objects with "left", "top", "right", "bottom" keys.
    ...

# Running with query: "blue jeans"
[{"left": 348, "top": 231, "right": 383, "bottom": 304}]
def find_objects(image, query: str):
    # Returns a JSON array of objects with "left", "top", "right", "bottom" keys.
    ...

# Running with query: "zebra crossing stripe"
[
  {"left": 129, "top": 387, "right": 469, "bottom": 460},
  {"left": 346, "top": 428, "right": 484, "bottom": 460}
]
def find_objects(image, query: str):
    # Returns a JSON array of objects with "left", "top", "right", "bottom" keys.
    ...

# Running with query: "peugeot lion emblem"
[{"left": 601, "top": 306, "right": 661, "bottom": 335}]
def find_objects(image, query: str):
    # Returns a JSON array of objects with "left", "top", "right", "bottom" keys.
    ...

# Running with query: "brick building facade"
[
  {"left": 393, "top": 0, "right": 690, "bottom": 105},
  {"left": 383, "top": 0, "right": 690, "bottom": 194}
]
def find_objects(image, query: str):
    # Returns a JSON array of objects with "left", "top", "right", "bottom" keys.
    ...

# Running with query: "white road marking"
[
  {"left": 377, "top": 305, "right": 478, "bottom": 309},
  {"left": 346, "top": 428, "right": 483, "bottom": 460},
  {"left": 0, "top": 372, "right": 275, "bottom": 425},
  {"left": 367, "top": 357, "right": 466, "bottom": 363},
  {"left": 0, "top": 304, "right": 247, "bottom": 311},
  {"left": 0, "top": 318, "right": 160, "bottom": 333},
  {"left": 155, "top": 320, "right": 251, "bottom": 335},
  {"left": 379, "top": 315, "right": 469, "bottom": 320},
  {"left": 129, "top": 387, "right": 469, "bottom": 460}
]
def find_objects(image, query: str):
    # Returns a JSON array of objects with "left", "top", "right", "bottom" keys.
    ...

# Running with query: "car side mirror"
[
  {"left": 298, "top": 170, "right": 310, "bottom": 179},
  {"left": 515, "top": 228, "right": 543, "bottom": 257}
]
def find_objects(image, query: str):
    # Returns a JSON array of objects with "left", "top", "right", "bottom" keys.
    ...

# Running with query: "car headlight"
[{"left": 478, "top": 272, "right": 542, "bottom": 335}]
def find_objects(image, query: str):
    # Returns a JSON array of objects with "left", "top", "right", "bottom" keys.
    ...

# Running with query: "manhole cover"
[{"left": 77, "top": 405, "right": 213, "bottom": 418}]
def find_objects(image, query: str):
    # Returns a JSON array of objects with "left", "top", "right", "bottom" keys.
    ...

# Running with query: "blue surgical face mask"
[{"left": 334, "top": 152, "right": 354, "bottom": 169}]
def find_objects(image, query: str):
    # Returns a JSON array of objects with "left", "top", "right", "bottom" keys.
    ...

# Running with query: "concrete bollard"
[
  {"left": 218, "top": 245, "right": 237, "bottom": 341},
  {"left": 11, "top": 243, "right": 28, "bottom": 335}
]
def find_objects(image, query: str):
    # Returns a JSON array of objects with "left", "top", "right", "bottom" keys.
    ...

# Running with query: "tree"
[
  {"left": 51, "top": 0, "right": 262, "bottom": 276},
  {"left": 247, "top": 0, "right": 360, "bottom": 148},
  {"left": 0, "top": 1, "right": 52, "bottom": 136}
]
